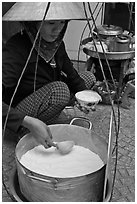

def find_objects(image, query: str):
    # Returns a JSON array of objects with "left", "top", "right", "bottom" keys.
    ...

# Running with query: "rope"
[
  {"left": 2, "top": 2, "right": 51, "bottom": 201},
  {"left": 77, "top": 2, "right": 101, "bottom": 70},
  {"left": 83, "top": 2, "right": 121, "bottom": 200}
]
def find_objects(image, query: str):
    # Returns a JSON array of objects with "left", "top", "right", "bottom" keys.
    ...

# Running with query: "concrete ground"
[{"left": 2, "top": 61, "right": 135, "bottom": 202}]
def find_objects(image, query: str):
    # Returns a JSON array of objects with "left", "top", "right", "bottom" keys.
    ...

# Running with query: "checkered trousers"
[
  {"left": 15, "top": 71, "right": 96, "bottom": 124},
  {"left": 80, "top": 71, "right": 96, "bottom": 89}
]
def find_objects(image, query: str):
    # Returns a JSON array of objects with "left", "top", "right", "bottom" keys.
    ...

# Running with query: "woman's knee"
[
  {"left": 51, "top": 81, "right": 70, "bottom": 105},
  {"left": 79, "top": 71, "right": 96, "bottom": 89}
]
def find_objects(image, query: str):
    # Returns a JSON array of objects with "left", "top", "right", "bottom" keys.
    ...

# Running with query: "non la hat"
[{"left": 2, "top": 2, "right": 88, "bottom": 21}]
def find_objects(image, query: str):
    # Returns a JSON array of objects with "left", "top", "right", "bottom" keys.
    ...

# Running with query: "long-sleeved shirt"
[{"left": 3, "top": 32, "right": 86, "bottom": 132}]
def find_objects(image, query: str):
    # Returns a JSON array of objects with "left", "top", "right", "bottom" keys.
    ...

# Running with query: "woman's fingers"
[
  {"left": 43, "top": 142, "right": 50, "bottom": 149},
  {"left": 44, "top": 126, "right": 56, "bottom": 147},
  {"left": 46, "top": 126, "right": 53, "bottom": 139},
  {"left": 46, "top": 138, "right": 56, "bottom": 147}
]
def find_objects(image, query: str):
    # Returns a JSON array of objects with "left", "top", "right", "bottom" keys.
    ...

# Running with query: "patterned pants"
[{"left": 15, "top": 71, "right": 96, "bottom": 125}]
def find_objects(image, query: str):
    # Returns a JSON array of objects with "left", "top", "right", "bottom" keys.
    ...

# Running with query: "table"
[{"left": 82, "top": 37, "right": 135, "bottom": 99}]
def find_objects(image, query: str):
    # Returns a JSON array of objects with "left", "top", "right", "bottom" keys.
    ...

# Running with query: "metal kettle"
[
  {"left": 114, "top": 34, "right": 131, "bottom": 52},
  {"left": 94, "top": 24, "right": 123, "bottom": 39}
]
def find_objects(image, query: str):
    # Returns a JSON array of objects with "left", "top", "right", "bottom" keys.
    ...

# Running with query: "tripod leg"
[{"left": 120, "top": 80, "right": 135, "bottom": 109}]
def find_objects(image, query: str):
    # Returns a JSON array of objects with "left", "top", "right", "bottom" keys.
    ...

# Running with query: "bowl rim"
[{"left": 75, "top": 90, "right": 102, "bottom": 103}]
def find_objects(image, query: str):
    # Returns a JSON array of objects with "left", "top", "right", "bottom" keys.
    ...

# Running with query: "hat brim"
[{"left": 2, "top": 2, "right": 88, "bottom": 21}]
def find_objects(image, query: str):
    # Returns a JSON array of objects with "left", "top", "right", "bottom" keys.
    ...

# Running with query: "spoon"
[{"left": 54, "top": 141, "right": 75, "bottom": 155}]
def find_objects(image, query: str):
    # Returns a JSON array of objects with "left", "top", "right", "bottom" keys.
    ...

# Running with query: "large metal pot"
[{"left": 15, "top": 123, "right": 108, "bottom": 202}]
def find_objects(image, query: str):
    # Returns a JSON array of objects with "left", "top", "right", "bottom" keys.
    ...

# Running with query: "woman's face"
[{"left": 37, "top": 20, "right": 66, "bottom": 42}]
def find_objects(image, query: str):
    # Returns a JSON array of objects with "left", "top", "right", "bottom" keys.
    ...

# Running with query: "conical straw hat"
[{"left": 2, "top": 2, "right": 87, "bottom": 21}]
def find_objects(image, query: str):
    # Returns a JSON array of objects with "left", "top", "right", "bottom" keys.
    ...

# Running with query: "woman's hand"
[{"left": 22, "top": 116, "right": 56, "bottom": 148}]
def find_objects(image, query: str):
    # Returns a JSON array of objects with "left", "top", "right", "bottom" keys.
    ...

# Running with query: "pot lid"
[
  {"left": 95, "top": 24, "right": 123, "bottom": 36},
  {"left": 2, "top": 2, "right": 88, "bottom": 21}
]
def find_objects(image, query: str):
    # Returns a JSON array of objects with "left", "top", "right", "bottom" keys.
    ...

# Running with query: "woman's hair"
[
  {"left": 21, "top": 20, "right": 69, "bottom": 31},
  {"left": 21, "top": 21, "right": 38, "bottom": 30}
]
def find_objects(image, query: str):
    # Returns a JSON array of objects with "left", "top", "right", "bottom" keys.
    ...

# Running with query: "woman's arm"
[
  {"left": 2, "top": 102, "right": 55, "bottom": 148},
  {"left": 2, "top": 101, "right": 26, "bottom": 133},
  {"left": 58, "top": 42, "right": 87, "bottom": 93},
  {"left": 2, "top": 33, "right": 55, "bottom": 147},
  {"left": 22, "top": 116, "right": 55, "bottom": 148}
]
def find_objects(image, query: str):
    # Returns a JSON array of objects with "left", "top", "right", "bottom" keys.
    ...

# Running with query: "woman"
[{"left": 2, "top": 3, "right": 96, "bottom": 148}]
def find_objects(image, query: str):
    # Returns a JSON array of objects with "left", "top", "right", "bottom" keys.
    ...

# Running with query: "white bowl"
[{"left": 75, "top": 90, "right": 102, "bottom": 108}]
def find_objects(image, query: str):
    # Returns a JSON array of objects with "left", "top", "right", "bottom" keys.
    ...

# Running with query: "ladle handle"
[{"left": 70, "top": 117, "right": 92, "bottom": 130}]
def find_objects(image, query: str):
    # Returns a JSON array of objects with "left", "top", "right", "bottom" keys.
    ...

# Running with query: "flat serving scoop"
[{"left": 55, "top": 141, "right": 75, "bottom": 155}]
